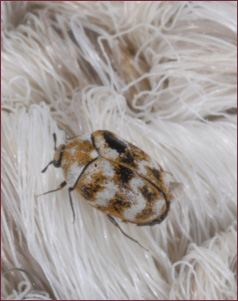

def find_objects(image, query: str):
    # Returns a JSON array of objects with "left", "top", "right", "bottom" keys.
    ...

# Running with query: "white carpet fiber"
[{"left": 1, "top": 1, "right": 237, "bottom": 300}]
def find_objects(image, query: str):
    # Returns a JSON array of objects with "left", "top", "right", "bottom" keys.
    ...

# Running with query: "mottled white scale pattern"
[
  {"left": 94, "top": 135, "right": 105, "bottom": 149},
  {"left": 94, "top": 135, "right": 120, "bottom": 159},
  {"left": 123, "top": 198, "right": 147, "bottom": 220},
  {"left": 90, "top": 182, "right": 119, "bottom": 207},
  {"left": 150, "top": 199, "right": 166, "bottom": 219},
  {"left": 83, "top": 158, "right": 115, "bottom": 180},
  {"left": 64, "top": 161, "right": 84, "bottom": 187},
  {"left": 137, "top": 159, "right": 161, "bottom": 175},
  {"left": 90, "top": 150, "right": 98, "bottom": 158},
  {"left": 98, "top": 159, "right": 115, "bottom": 178},
  {"left": 123, "top": 177, "right": 147, "bottom": 220}
]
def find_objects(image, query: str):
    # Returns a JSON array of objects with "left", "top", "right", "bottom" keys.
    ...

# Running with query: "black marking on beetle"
[
  {"left": 95, "top": 177, "right": 101, "bottom": 184},
  {"left": 110, "top": 197, "right": 131, "bottom": 213},
  {"left": 114, "top": 163, "right": 134, "bottom": 185},
  {"left": 53, "top": 145, "right": 65, "bottom": 168},
  {"left": 140, "top": 186, "right": 157, "bottom": 203},
  {"left": 80, "top": 185, "right": 92, "bottom": 200},
  {"left": 80, "top": 182, "right": 102, "bottom": 200},
  {"left": 137, "top": 200, "right": 170, "bottom": 226},
  {"left": 134, "top": 170, "right": 168, "bottom": 203},
  {"left": 150, "top": 168, "right": 160, "bottom": 179},
  {"left": 103, "top": 131, "right": 127, "bottom": 154},
  {"left": 136, "top": 207, "right": 153, "bottom": 220},
  {"left": 121, "top": 151, "right": 136, "bottom": 167}
]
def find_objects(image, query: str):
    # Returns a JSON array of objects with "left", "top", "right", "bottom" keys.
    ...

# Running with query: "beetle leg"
[
  {"left": 41, "top": 160, "right": 54, "bottom": 173},
  {"left": 107, "top": 215, "right": 148, "bottom": 251},
  {"left": 68, "top": 187, "right": 75, "bottom": 223},
  {"left": 37, "top": 181, "right": 76, "bottom": 223},
  {"left": 36, "top": 181, "right": 67, "bottom": 197}
]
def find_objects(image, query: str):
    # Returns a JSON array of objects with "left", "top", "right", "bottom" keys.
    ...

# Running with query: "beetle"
[{"left": 40, "top": 130, "right": 170, "bottom": 249}]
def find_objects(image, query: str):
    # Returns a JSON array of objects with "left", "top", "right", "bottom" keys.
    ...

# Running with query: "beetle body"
[{"left": 52, "top": 130, "right": 170, "bottom": 226}]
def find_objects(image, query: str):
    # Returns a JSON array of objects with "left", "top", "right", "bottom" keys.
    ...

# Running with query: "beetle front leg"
[{"left": 37, "top": 181, "right": 67, "bottom": 197}]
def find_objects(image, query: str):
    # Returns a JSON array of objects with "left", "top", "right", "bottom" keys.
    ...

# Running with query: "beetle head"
[{"left": 41, "top": 133, "right": 65, "bottom": 173}]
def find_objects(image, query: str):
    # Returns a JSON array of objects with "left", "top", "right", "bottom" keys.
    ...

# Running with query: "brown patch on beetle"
[
  {"left": 76, "top": 164, "right": 108, "bottom": 202},
  {"left": 97, "top": 194, "right": 132, "bottom": 217},
  {"left": 61, "top": 137, "right": 98, "bottom": 174},
  {"left": 135, "top": 207, "right": 154, "bottom": 222},
  {"left": 70, "top": 148, "right": 169, "bottom": 224},
  {"left": 139, "top": 186, "right": 158, "bottom": 204},
  {"left": 136, "top": 202, "right": 168, "bottom": 225}
]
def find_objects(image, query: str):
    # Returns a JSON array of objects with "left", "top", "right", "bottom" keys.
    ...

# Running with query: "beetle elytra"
[{"left": 40, "top": 130, "right": 171, "bottom": 249}]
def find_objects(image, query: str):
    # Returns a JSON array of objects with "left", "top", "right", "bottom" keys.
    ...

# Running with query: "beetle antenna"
[
  {"left": 53, "top": 133, "right": 57, "bottom": 151},
  {"left": 41, "top": 134, "right": 57, "bottom": 173}
]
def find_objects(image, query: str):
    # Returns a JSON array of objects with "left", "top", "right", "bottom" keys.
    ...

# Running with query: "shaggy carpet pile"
[{"left": 1, "top": 1, "right": 237, "bottom": 300}]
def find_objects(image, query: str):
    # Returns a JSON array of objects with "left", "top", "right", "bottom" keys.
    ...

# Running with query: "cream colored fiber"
[{"left": 1, "top": 1, "right": 237, "bottom": 300}]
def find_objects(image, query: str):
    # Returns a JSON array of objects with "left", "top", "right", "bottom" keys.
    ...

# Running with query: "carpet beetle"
[{"left": 40, "top": 130, "right": 170, "bottom": 249}]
